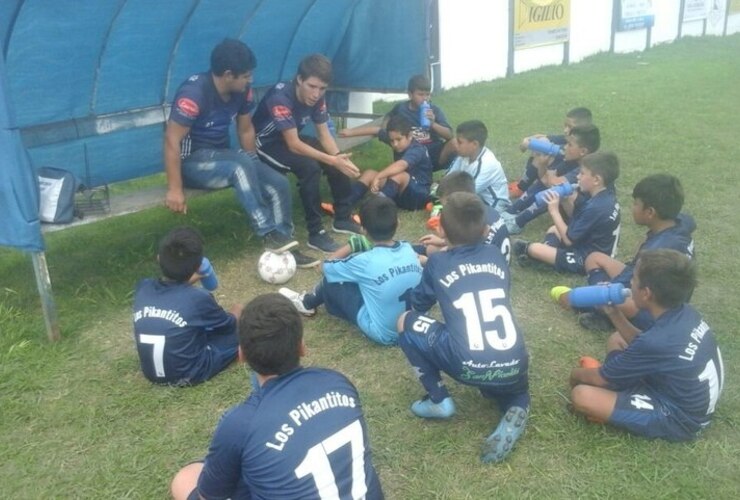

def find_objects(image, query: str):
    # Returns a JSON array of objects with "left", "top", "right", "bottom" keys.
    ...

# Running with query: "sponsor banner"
[
  {"left": 683, "top": 0, "right": 709, "bottom": 22},
  {"left": 618, "top": 0, "right": 655, "bottom": 31},
  {"left": 514, "top": 0, "right": 570, "bottom": 49}
]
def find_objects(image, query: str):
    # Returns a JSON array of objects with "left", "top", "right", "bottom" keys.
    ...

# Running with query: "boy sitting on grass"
[
  {"left": 417, "top": 171, "right": 511, "bottom": 265},
  {"left": 445, "top": 120, "right": 510, "bottom": 213},
  {"left": 346, "top": 115, "right": 433, "bottom": 211},
  {"left": 280, "top": 196, "right": 422, "bottom": 346},
  {"left": 133, "top": 226, "right": 241, "bottom": 386},
  {"left": 398, "top": 192, "right": 530, "bottom": 463},
  {"left": 170, "top": 293, "right": 383, "bottom": 499},
  {"left": 552, "top": 174, "right": 696, "bottom": 331},
  {"left": 569, "top": 249, "right": 724, "bottom": 441},
  {"left": 513, "top": 151, "right": 620, "bottom": 275},
  {"left": 339, "top": 74, "right": 455, "bottom": 171}
]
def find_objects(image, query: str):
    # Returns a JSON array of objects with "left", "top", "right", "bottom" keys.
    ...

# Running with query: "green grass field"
[{"left": 2, "top": 35, "right": 739, "bottom": 498}]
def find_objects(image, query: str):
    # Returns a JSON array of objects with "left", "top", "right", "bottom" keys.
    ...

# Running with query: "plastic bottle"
[
  {"left": 534, "top": 183, "right": 575, "bottom": 207},
  {"left": 568, "top": 283, "right": 631, "bottom": 308},
  {"left": 198, "top": 257, "right": 218, "bottom": 291},
  {"left": 527, "top": 138, "right": 562, "bottom": 156},
  {"left": 419, "top": 101, "right": 431, "bottom": 129}
]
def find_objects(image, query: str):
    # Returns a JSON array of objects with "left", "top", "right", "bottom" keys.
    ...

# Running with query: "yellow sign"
[
  {"left": 731, "top": 0, "right": 740, "bottom": 14},
  {"left": 514, "top": 0, "right": 571, "bottom": 49}
]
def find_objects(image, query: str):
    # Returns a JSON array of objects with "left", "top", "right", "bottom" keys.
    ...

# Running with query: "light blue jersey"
[{"left": 324, "top": 242, "right": 423, "bottom": 344}]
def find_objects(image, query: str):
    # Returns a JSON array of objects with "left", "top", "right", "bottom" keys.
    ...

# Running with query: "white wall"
[{"left": 569, "top": 0, "right": 613, "bottom": 63}]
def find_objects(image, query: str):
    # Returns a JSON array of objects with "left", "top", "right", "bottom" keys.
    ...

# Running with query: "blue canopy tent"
[{"left": 0, "top": 0, "right": 432, "bottom": 340}]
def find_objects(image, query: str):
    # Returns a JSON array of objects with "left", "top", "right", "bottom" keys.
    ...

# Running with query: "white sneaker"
[{"left": 278, "top": 287, "right": 316, "bottom": 317}]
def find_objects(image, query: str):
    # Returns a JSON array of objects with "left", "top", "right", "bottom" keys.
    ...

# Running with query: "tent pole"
[{"left": 31, "top": 251, "right": 61, "bottom": 341}]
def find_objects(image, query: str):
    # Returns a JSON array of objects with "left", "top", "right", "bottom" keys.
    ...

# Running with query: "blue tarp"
[{"left": 0, "top": 0, "right": 430, "bottom": 252}]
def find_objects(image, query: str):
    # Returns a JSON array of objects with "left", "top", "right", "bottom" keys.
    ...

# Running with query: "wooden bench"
[{"left": 34, "top": 115, "right": 383, "bottom": 340}]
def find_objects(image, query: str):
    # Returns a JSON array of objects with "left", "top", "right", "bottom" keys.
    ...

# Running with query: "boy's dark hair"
[
  {"left": 210, "top": 38, "right": 256, "bottom": 76},
  {"left": 632, "top": 174, "right": 684, "bottom": 220},
  {"left": 158, "top": 226, "right": 204, "bottom": 282},
  {"left": 407, "top": 74, "right": 431, "bottom": 93},
  {"left": 456, "top": 120, "right": 488, "bottom": 146},
  {"left": 581, "top": 151, "right": 620, "bottom": 187},
  {"left": 441, "top": 192, "right": 486, "bottom": 246},
  {"left": 566, "top": 107, "right": 593, "bottom": 126},
  {"left": 386, "top": 115, "right": 413, "bottom": 136},
  {"left": 238, "top": 293, "right": 303, "bottom": 375},
  {"left": 570, "top": 124, "right": 600, "bottom": 153},
  {"left": 297, "top": 54, "right": 332, "bottom": 84},
  {"left": 635, "top": 249, "right": 696, "bottom": 309},
  {"left": 359, "top": 196, "right": 398, "bottom": 241},
  {"left": 438, "top": 171, "right": 475, "bottom": 198}
]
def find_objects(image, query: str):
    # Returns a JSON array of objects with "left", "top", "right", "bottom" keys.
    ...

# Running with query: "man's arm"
[
  {"left": 237, "top": 113, "right": 257, "bottom": 153},
  {"left": 164, "top": 121, "right": 191, "bottom": 213},
  {"left": 338, "top": 124, "right": 381, "bottom": 138},
  {"left": 602, "top": 306, "right": 642, "bottom": 344},
  {"left": 544, "top": 192, "right": 573, "bottom": 246},
  {"left": 281, "top": 125, "right": 360, "bottom": 178},
  {"left": 569, "top": 366, "right": 609, "bottom": 388},
  {"left": 370, "top": 159, "right": 409, "bottom": 193}
]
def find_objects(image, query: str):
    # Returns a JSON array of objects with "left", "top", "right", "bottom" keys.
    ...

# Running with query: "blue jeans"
[{"left": 182, "top": 148, "right": 293, "bottom": 237}]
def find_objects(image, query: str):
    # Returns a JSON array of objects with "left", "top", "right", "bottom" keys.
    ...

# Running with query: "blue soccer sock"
[
  {"left": 587, "top": 268, "right": 611, "bottom": 285},
  {"left": 347, "top": 182, "right": 369, "bottom": 207},
  {"left": 380, "top": 179, "right": 400, "bottom": 200}
]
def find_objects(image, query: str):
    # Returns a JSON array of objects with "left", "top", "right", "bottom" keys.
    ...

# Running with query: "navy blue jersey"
[
  {"left": 615, "top": 214, "right": 696, "bottom": 285},
  {"left": 253, "top": 81, "right": 328, "bottom": 148},
  {"left": 484, "top": 206, "right": 511, "bottom": 265},
  {"left": 600, "top": 305, "right": 724, "bottom": 429},
  {"left": 411, "top": 243, "right": 528, "bottom": 385},
  {"left": 394, "top": 140, "right": 433, "bottom": 187},
  {"left": 546, "top": 133, "right": 567, "bottom": 145},
  {"left": 378, "top": 101, "right": 451, "bottom": 148},
  {"left": 169, "top": 72, "right": 254, "bottom": 157},
  {"left": 551, "top": 158, "right": 579, "bottom": 179},
  {"left": 197, "top": 367, "right": 383, "bottom": 500},
  {"left": 567, "top": 188, "right": 620, "bottom": 258},
  {"left": 133, "top": 279, "right": 235, "bottom": 384}
]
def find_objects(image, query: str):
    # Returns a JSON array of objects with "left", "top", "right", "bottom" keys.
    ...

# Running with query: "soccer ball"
[{"left": 257, "top": 250, "right": 297, "bottom": 284}]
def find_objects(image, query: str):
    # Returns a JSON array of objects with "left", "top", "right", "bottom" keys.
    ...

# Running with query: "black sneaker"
[
  {"left": 291, "top": 249, "right": 320, "bottom": 269},
  {"left": 513, "top": 239, "right": 530, "bottom": 258},
  {"left": 307, "top": 230, "right": 340, "bottom": 253},
  {"left": 578, "top": 311, "right": 614, "bottom": 332},
  {"left": 263, "top": 230, "right": 298, "bottom": 253},
  {"left": 332, "top": 218, "right": 363, "bottom": 235}
]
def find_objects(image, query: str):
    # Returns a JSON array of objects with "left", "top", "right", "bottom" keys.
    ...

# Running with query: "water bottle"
[
  {"left": 527, "top": 138, "right": 562, "bottom": 156},
  {"left": 569, "top": 283, "right": 631, "bottom": 308},
  {"left": 419, "top": 101, "right": 432, "bottom": 129},
  {"left": 535, "top": 183, "right": 575, "bottom": 207},
  {"left": 198, "top": 257, "right": 218, "bottom": 291}
]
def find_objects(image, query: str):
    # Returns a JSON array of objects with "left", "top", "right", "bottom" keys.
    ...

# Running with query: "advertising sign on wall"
[
  {"left": 618, "top": 0, "right": 655, "bottom": 31},
  {"left": 683, "top": 0, "right": 709, "bottom": 21},
  {"left": 514, "top": 0, "right": 571, "bottom": 49}
]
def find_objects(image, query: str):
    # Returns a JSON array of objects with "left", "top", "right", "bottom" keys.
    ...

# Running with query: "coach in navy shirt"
[
  {"left": 171, "top": 293, "right": 383, "bottom": 500},
  {"left": 253, "top": 54, "right": 363, "bottom": 254},
  {"left": 164, "top": 39, "right": 298, "bottom": 256}
]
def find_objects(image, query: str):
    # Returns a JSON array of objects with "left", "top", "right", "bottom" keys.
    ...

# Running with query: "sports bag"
[{"left": 37, "top": 167, "right": 80, "bottom": 224}]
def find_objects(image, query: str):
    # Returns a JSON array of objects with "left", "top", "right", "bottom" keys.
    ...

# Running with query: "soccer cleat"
[
  {"left": 410, "top": 396, "right": 456, "bottom": 419},
  {"left": 332, "top": 218, "right": 363, "bottom": 235},
  {"left": 550, "top": 286, "right": 572, "bottom": 309},
  {"left": 578, "top": 311, "right": 614, "bottom": 332},
  {"left": 579, "top": 356, "right": 602, "bottom": 369},
  {"left": 307, "top": 230, "right": 340, "bottom": 253},
  {"left": 508, "top": 181, "right": 524, "bottom": 199},
  {"left": 263, "top": 230, "right": 299, "bottom": 254},
  {"left": 290, "top": 249, "right": 320, "bottom": 269},
  {"left": 481, "top": 406, "right": 528, "bottom": 464},
  {"left": 278, "top": 287, "right": 316, "bottom": 317}
]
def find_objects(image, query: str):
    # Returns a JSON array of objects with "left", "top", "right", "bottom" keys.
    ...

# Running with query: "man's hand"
[
  {"left": 370, "top": 176, "right": 386, "bottom": 193},
  {"left": 419, "top": 233, "right": 446, "bottom": 248},
  {"left": 165, "top": 188, "right": 187, "bottom": 214},
  {"left": 544, "top": 190, "right": 561, "bottom": 214},
  {"left": 332, "top": 153, "right": 361, "bottom": 178}
]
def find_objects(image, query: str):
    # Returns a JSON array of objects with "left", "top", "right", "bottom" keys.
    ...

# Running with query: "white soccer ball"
[{"left": 257, "top": 250, "right": 297, "bottom": 284}]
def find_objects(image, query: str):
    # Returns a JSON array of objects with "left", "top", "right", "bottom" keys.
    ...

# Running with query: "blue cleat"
[
  {"left": 481, "top": 406, "right": 528, "bottom": 463},
  {"left": 410, "top": 396, "right": 456, "bottom": 419}
]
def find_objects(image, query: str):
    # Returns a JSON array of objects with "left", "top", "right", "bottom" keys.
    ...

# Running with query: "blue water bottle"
[
  {"left": 569, "top": 283, "right": 630, "bottom": 308},
  {"left": 419, "top": 101, "right": 431, "bottom": 129},
  {"left": 528, "top": 138, "right": 562, "bottom": 156},
  {"left": 535, "top": 183, "right": 575, "bottom": 207},
  {"left": 198, "top": 257, "right": 218, "bottom": 291}
]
